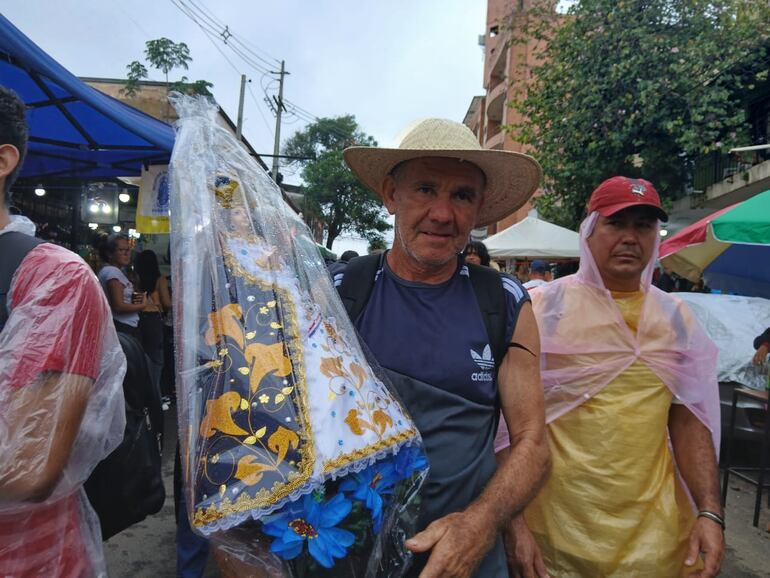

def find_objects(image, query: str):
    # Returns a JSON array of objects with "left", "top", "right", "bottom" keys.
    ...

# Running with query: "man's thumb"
[{"left": 405, "top": 522, "right": 446, "bottom": 553}]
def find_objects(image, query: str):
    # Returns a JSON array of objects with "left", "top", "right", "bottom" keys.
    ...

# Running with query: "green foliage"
[
  {"left": 124, "top": 61, "right": 148, "bottom": 98},
  {"left": 367, "top": 236, "right": 388, "bottom": 253},
  {"left": 122, "top": 38, "right": 212, "bottom": 100},
  {"left": 145, "top": 38, "right": 191, "bottom": 80},
  {"left": 284, "top": 116, "right": 390, "bottom": 249},
  {"left": 506, "top": 0, "right": 770, "bottom": 228}
]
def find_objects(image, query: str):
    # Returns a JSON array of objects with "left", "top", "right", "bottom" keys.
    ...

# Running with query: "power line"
[{"left": 247, "top": 83, "right": 275, "bottom": 140}]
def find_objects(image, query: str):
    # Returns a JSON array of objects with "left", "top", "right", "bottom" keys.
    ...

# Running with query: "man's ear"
[
  {"left": 0, "top": 144, "right": 20, "bottom": 182},
  {"left": 381, "top": 175, "right": 397, "bottom": 216}
]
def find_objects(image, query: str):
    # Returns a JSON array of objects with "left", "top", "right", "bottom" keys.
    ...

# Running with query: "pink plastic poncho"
[
  {"left": 0, "top": 216, "right": 126, "bottom": 577},
  {"left": 496, "top": 212, "right": 720, "bottom": 454}
]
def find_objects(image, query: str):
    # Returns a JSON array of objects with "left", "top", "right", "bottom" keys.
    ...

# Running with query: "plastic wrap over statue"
[{"left": 168, "top": 95, "right": 427, "bottom": 576}]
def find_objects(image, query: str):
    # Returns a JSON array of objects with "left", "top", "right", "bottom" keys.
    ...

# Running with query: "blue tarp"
[{"left": 0, "top": 13, "right": 175, "bottom": 179}]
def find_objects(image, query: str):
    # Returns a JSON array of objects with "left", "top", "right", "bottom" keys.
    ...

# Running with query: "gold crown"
[{"left": 212, "top": 175, "right": 243, "bottom": 209}]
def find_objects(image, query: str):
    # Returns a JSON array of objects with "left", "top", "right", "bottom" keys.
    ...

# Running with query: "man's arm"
[
  {"left": 668, "top": 404, "right": 724, "bottom": 578},
  {"left": 0, "top": 372, "right": 91, "bottom": 502},
  {"left": 406, "top": 303, "right": 551, "bottom": 578}
]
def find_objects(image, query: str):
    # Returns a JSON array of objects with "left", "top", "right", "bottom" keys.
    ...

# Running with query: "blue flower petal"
[
  {"left": 308, "top": 535, "right": 335, "bottom": 568},
  {"left": 323, "top": 526, "right": 356, "bottom": 548},
  {"left": 319, "top": 493, "right": 352, "bottom": 528},
  {"left": 270, "top": 539, "right": 304, "bottom": 560}
]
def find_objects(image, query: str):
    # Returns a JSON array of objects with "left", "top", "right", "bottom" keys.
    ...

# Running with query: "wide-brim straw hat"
[{"left": 343, "top": 118, "right": 542, "bottom": 227}]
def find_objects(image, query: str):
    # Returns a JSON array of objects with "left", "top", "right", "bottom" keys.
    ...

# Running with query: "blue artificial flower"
[
  {"left": 339, "top": 460, "right": 399, "bottom": 533},
  {"left": 392, "top": 444, "right": 429, "bottom": 480},
  {"left": 261, "top": 493, "right": 356, "bottom": 568}
]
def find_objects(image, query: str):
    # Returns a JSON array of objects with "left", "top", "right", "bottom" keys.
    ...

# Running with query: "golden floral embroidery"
[{"left": 199, "top": 392, "right": 250, "bottom": 439}]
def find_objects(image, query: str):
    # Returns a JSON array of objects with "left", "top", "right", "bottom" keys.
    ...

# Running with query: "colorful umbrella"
[{"left": 659, "top": 189, "right": 770, "bottom": 298}]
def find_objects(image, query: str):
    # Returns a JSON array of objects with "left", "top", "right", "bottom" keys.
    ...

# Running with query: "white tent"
[{"left": 484, "top": 216, "right": 580, "bottom": 259}]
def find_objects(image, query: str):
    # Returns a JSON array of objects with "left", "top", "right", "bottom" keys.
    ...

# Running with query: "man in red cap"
[{"left": 497, "top": 176, "right": 724, "bottom": 577}]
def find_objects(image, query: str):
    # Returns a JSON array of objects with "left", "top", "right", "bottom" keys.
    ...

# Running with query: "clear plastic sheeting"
[
  {"left": 0, "top": 220, "right": 126, "bottom": 577},
  {"left": 673, "top": 292, "right": 770, "bottom": 390},
  {"left": 168, "top": 94, "right": 427, "bottom": 577},
  {"left": 497, "top": 211, "right": 721, "bottom": 454}
]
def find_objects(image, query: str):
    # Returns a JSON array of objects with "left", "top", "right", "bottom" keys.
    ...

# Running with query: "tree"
[
  {"left": 284, "top": 116, "right": 391, "bottom": 249},
  {"left": 123, "top": 38, "right": 212, "bottom": 100},
  {"left": 506, "top": 0, "right": 770, "bottom": 229}
]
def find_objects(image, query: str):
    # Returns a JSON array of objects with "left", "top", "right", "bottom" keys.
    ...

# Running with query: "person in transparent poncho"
[
  {"left": 496, "top": 177, "right": 724, "bottom": 578},
  {"left": 0, "top": 87, "right": 125, "bottom": 577}
]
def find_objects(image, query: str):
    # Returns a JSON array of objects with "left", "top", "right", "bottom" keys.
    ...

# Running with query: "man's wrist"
[{"left": 697, "top": 510, "right": 726, "bottom": 531}]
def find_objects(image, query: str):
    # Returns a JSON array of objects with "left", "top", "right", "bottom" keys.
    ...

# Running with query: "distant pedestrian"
[
  {"left": 135, "top": 249, "right": 172, "bottom": 394},
  {"left": 327, "top": 249, "right": 359, "bottom": 276},
  {"left": 523, "top": 260, "right": 551, "bottom": 289},
  {"left": 93, "top": 232, "right": 146, "bottom": 337},
  {"left": 462, "top": 240, "right": 491, "bottom": 267}
]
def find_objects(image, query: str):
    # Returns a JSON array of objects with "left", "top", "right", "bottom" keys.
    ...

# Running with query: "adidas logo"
[{"left": 470, "top": 345, "right": 494, "bottom": 382}]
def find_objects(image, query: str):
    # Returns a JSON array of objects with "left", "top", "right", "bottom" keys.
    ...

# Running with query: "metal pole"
[
  {"left": 271, "top": 60, "right": 287, "bottom": 181},
  {"left": 236, "top": 74, "right": 246, "bottom": 140}
]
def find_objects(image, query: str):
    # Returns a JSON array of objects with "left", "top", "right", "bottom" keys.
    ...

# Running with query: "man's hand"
[
  {"left": 504, "top": 517, "right": 549, "bottom": 578},
  {"left": 684, "top": 517, "right": 725, "bottom": 577},
  {"left": 753, "top": 343, "right": 769, "bottom": 365},
  {"left": 405, "top": 508, "right": 497, "bottom": 578}
]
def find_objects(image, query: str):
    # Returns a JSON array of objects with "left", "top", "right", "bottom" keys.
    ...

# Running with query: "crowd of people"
[{"left": 2, "top": 84, "right": 767, "bottom": 578}]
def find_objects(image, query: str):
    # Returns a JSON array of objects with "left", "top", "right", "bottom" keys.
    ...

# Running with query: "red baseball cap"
[{"left": 587, "top": 176, "right": 668, "bottom": 222}]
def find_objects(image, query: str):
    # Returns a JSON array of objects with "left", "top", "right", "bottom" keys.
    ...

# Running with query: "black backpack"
[
  {"left": 0, "top": 231, "right": 165, "bottom": 540},
  {"left": 337, "top": 253, "right": 509, "bottom": 376},
  {"left": 84, "top": 331, "right": 166, "bottom": 540}
]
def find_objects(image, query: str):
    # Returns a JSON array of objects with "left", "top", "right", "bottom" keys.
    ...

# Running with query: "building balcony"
[
  {"left": 486, "top": 82, "right": 507, "bottom": 124},
  {"left": 485, "top": 130, "right": 506, "bottom": 150}
]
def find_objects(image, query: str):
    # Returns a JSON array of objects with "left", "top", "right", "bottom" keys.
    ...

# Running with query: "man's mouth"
[{"left": 421, "top": 231, "right": 453, "bottom": 238}]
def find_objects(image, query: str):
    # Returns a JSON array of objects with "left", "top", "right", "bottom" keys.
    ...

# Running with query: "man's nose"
[{"left": 427, "top": 196, "right": 453, "bottom": 223}]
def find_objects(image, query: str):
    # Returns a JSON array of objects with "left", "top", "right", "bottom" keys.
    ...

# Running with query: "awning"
[
  {"left": 0, "top": 13, "right": 175, "bottom": 179},
  {"left": 484, "top": 216, "right": 580, "bottom": 259}
]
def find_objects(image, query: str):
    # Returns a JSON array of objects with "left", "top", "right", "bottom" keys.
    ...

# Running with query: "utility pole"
[
  {"left": 271, "top": 60, "right": 288, "bottom": 182},
  {"left": 236, "top": 74, "right": 246, "bottom": 140}
]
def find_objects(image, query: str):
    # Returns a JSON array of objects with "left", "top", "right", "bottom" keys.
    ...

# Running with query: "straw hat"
[{"left": 343, "top": 118, "right": 542, "bottom": 227}]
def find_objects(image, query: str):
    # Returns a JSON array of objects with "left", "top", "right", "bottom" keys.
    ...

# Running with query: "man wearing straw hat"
[
  {"left": 497, "top": 177, "right": 724, "bottom": 577},
  {"left": 337, "top": 118, "right": 551, "bottom": 578}
]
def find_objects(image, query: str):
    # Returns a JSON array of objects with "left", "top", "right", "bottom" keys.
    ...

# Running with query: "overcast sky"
[{"left": 3, "top": 0, "right": 489, "bottom": 252}]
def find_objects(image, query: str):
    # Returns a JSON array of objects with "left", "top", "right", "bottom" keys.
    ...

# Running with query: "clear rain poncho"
[
  {"left": 497, "top": 210, "right": 720, "bottom": 454},
  {"left": 168, "top": 95, "right": 427, "bottom": 577},
  {"left": 0, "top": 216, "right": 126, "bottom": 577}
]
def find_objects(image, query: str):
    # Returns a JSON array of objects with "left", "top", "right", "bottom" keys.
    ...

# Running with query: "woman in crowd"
[
  {"left": 463, "top": 240, "right": 492, "bottom": 267},
  {"left": 93, "top": 232, "right": 145, "bottom": 337},
  {"left": 135, "top": 249, "right": 172, "bottom": 393}
]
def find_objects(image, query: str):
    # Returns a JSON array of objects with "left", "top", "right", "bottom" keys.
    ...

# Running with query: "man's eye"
[
  {"left": 456, "top": 191, "right": 475, "bottom": 202},
  {"left": 417, "top": 186, "right": 434, "bottom": 195}
]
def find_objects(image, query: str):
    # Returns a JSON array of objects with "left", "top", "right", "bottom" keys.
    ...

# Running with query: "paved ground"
[{"left": 103, "top": 411, "right": 770, "bottom": 577}]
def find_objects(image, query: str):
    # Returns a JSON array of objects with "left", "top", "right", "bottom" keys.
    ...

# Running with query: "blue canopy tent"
[{"left": 0, "top": 13, "right": 174, "bottom": 179}]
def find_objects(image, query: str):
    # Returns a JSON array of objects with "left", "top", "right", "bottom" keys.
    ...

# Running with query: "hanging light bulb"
[
  {"left": 34, "top": 184, "right": 46, "bottom": 197},
  {"left": 112, "top": 225, "right": 122, "bottom": 233},
  {"left": 659, "top": 229, "right": 669, "bottom": 238},
  {"left": 102, "top": 204, "right": 112, "bottom": 215},
  {"left": 88, "top": 223, "right": 98, "bottom": 230},
  {"left": 89, "top": 202, "right": 99, "bottom": 213},
  {"left": 119, "top": 192, "right": 131, "bottom": 203}
]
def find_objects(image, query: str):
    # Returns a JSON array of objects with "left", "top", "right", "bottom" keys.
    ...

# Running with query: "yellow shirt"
[{"left": 525, "top": 290, "right": 698, "bottom": 577}]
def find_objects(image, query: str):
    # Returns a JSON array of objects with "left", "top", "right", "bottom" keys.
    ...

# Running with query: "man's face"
[
  {"left": 382, "top": 157, "right": 485, "bottom": 269},
  {"left": 587, "top": 206, "right": 659, "bottom": 290}
]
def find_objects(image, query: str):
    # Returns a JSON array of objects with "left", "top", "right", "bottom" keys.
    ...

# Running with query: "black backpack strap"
[
  {"left": 336, "top": 253, "right": 386, "bottom": 324},
  {"left": 0, "top": 231, "right": 45, "bottom": 331},
  {"left": 466, "top": 263, "right": 507, "bottom": 375}
]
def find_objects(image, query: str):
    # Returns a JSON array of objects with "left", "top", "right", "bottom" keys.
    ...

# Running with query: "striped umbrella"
[{"left": 659, "top": 189, "right": 770, "bottom": 298}]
